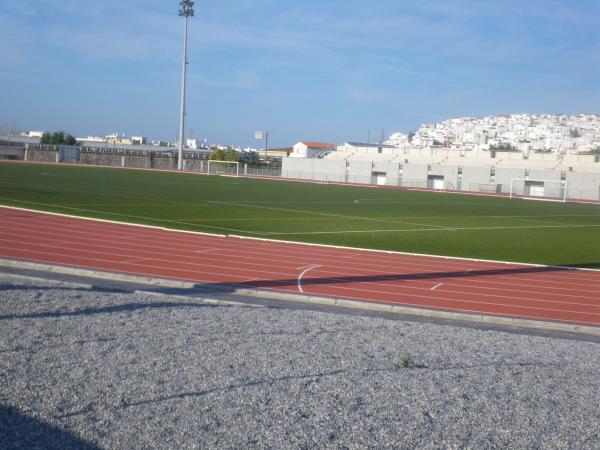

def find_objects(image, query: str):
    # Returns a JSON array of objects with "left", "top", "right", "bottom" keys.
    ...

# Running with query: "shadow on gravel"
[
  {"left": 239, "top": 264, "right": 581, "bottom": 290},
  {"left": 0, "top": 301, "right": 220, "bottom": 321},
  {"left": 0, "top": 404, "right": 99, "bottom": 450},
  {"left": 0, "top": 284, "right": 121, "bottom": 293},
  {"left": 118, "top": 369, "right": 346, "bottom": 410}
]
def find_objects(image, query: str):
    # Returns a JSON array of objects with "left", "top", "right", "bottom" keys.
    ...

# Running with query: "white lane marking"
[
  {"left": 431, "top": 283, "right": 443, "bottom": 291},
  {"left": 120, "top": 257, "right": 150, "bottom": 264},
  {"left": 4, "top": 204, "right": 600, "bottom": 276},
  {"left": 297, "top": 265, "right": 322, "bottom": 293}
]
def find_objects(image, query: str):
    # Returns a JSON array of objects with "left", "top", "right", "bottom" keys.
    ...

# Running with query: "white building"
[
  {"left": 20, "top": 131, "right": 45, "bottom": 138},
  {"left": 290, "top": 141, "right": 337, "bottom": 158}
]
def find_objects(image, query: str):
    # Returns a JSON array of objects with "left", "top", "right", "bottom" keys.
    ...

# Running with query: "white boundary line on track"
[
  {"left": 3, "top": 225, "right": 599, "bottom": 303},
  {"left": 297, "top": 265, "right": 321, "bottom": 293},
  {"left": 5, "top": 216, "right": 600, "bottom": 296},
  {"left": 1, "top": 204, "right": 599, "bottom": 273}
]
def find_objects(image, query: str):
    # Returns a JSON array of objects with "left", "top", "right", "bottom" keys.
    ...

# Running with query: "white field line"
[
  {"left": 263, "top": 223, "right": 600, "bottom": 236},
  {"left": 207, "top": 200, "right": 457, "bottom": 231},
  {"left": 3, "top": 222, "right": 600, "bottom": 297},
  {"left": 521, "top": 197, "right": 566, "bottom": 203},
  {"left": 163, "top": 212, "right": 600, "bottom": 222},
  {"left": 2, "top": 204, "right": 600, "bottom": 274},
  {"left": 297, "top": 265, "right": 322, "bottom": 293},
  {"left": 496, "top": 216, "right": 573, "bottom": 226}
]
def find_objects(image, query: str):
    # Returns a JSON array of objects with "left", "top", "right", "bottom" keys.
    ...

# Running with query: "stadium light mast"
[{"left": 178, "top": 0, "right": 194, "bottom": 170}]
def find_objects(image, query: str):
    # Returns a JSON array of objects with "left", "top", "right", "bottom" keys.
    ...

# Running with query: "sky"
[{"left": 1, "top": 0, "right": 599, "bottom": 148}]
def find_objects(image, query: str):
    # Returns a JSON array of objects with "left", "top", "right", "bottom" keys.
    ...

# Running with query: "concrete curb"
[{"left": 1, "top": 257, "right": 599, "bottom": 337}]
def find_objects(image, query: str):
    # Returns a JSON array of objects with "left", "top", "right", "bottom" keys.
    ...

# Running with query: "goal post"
[
  {"left": 207, "top": 160, "right": 240, "bottom": 176},
  {"left": 509, "top": 178, "right": 568, "bottom": 202}
]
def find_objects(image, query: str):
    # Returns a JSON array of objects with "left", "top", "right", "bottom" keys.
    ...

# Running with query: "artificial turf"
[{"left": 1, "top": 162, "right": 600, "bottom": 268}]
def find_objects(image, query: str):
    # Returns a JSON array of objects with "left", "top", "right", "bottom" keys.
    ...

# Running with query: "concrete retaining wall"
[
  {"left": 495, "top": 168, "right": 527, "bottom": 193},
  {"left": 462, "top": 166, "right": 492, "bottom": 191},
  {"left": 401, "top": 163, "right": 428, "bottom": 187},
  {"left": 430, "top": 164, "right": 459, "bottom": 189},
  {"left": 566, "top": 172, "right": 600, "bottom": 200},
  {"left": 282, "top": 157, "right": 346, "bottom": 182}
]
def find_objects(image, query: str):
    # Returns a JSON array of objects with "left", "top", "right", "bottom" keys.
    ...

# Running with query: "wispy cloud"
[{"left": 1, "top": 0, "right": 599, "bottom": 145}]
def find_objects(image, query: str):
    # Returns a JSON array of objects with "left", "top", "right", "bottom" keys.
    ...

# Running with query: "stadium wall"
[
  {"left": 462, "top": 166, "right": 492, "bottom": 192},
  {"left": 401, "top": 163, "right": 428, "bottom": 187},
  {"left": 281, "top": 158, "right": 345, "bottom": 182},
  {"left": 495, "top": 168, "right": 527, "bottom": 193},
  {"left": 566, "top": 172, "right": 600, "bottom": 201},
  {"left": 373, "top": 162, "right": 400, "bottom": 185},
  {"left": 529, "top": 169, "right": 562, "bottom": 181},
  {"left": 430, "top": 164, "right": 459, "bottom": 189},
  {"left": 347, "top": 161, "right": 372, "bottom": 184}
]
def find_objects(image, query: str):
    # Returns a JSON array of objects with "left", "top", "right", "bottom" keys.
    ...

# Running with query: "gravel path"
[{"left": 1, "top": 272, "right": 599, "bottom": 449}]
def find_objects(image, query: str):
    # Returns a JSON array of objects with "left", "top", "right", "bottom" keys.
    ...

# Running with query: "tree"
[
  {"left": 223, "top": 149, "right": 240, "bottom": 162},
  {"left": 40, "top": 132, "right": 51, "bottom": 144},
  {"left": 210, "top": 147, "right": 240, "bottom": 162},
  {"left": 241, "top": 151, "right": 258, "bottom": 163},
  {"left": 40, "top": 131, "right": 78, "bottom": 145},
  {"left": 210, "top": 148, "right": 225, "bottom": 160},
  {"left": 489, "top": 143, "right": 519, "bottom": 152}
]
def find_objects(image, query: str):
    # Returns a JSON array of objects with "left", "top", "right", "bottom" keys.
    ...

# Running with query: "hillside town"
[{"left": 387, "top": 114, "right": 600, "bottom": 155}]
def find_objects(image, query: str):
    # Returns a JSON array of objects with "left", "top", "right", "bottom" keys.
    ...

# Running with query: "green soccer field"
[{"left": 1, "top": 162, "right": 600, "bottom": 268}]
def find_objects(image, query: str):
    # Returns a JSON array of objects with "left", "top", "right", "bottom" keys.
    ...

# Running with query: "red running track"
[{"left": 1, "top": 206, "right": 600, "bottom": 327}]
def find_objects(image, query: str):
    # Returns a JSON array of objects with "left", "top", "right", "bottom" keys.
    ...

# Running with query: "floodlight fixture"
[
  {"left": 178, "top": 0, "right": 195, "bottom": 170},
  {"left": 179, "top": 0, "right": 195, "bottom": 17}
]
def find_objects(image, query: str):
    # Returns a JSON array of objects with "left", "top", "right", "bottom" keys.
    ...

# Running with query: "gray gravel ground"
[{"left": 1, "top": 273, "right": 599, "bottom": 449}]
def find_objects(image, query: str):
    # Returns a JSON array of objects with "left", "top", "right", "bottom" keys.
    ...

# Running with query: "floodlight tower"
[{"left": 178, "top": 0, "right": 194, "bottom": 170}]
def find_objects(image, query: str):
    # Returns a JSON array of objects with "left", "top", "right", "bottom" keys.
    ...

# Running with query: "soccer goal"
[
  {"left": 207, "top": 160, "right": 240, "bottom": 177},
  {"left": 509, "top": 178, "right": 568, "bottom": 202}
]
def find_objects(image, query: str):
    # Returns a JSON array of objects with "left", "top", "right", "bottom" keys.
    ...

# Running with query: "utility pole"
[
  {"left": 178, "top": 0, "right": 194, "bottom": 170},
  {"left": 264, "top": 131, "right": 269, "bottom": 160}
]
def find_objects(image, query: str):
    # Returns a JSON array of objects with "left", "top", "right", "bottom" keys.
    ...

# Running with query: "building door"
[
  {"left": 371, "top": 172, "right": 387, "bottom": 185},
  {"left": 525, "top": 181, "right": 545, "bottom": 197},
  {"left": 428, "top": 175, "right": 445, "bottom": 190}
]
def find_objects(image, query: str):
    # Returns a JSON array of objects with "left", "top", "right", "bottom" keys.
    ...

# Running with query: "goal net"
[
  {"left": 510, "top": 178, "right": 567, "bottom": 202},
  {"left": 207, "top": 160, "right": 240, "bottom": 176}
]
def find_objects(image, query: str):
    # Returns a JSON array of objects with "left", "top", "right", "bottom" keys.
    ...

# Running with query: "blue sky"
[{"left": 1, "top": 0, "right": 599, "bottom": 147}]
